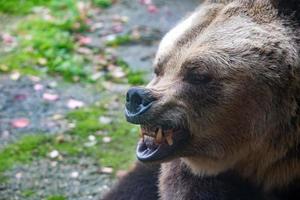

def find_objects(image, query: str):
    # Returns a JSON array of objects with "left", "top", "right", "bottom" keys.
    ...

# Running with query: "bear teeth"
[
  {"left": 140, "top": 126, "right": 174, "bottom": 146},
  {"left": 155, "top": 128, "right": 163, "bottom": 144}
]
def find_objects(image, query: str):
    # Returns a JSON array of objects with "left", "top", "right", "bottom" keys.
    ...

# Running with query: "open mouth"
[{"left": 136, "top": 125, "right": 190, "bottom": 162}]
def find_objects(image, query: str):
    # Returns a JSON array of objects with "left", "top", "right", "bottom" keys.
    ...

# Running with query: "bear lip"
[{"left": 136, "top": 125, "right": 190, "bottom": 162}]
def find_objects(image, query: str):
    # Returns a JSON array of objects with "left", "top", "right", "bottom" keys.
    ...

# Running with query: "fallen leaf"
[
  {"left": 14, "top": 94, "right": 27, "bottom": 101},
  {"left": 52, "top": 114, "right": 64, "bottom": 120},
  {"left": 0, "top": 65, "right": 8, "bottom": 72},
  {"left": 139, "top": 0, "right": 152, "bottom": 5},
  {"left": 111, "top": 67, "right": 126, "bottom": 79},
  {"left": 43, "top": 93, "right": 59, "bottom": 101},
  {"left": 147, "top": 4, "right": 159, "bottom": 13},
  {"left": 77, "top": 47, "right": 92, "bottom": 55},
  {"left": 29, "top": 76, "right": 41, "bottom": 82},
  {"left": 67, "top": 99, "right": 85, "bottom": 109},
  {"left": 112, "top": 24, "right": 124, "bottom": 33},
  {"left": 101, "top": 167, "right": 113, "bottom": 174},
  {"left": 2, "top": 33, "right": 15, "bottom": 44},
  {"left": 38, "top": 58, "right": 47, "bottom": 65},
  {"left": 78, "top": 36, "right": 92, "bottom": 45},
  {"left": 11, "top": 118, "right": 30, "bottom": 128}
]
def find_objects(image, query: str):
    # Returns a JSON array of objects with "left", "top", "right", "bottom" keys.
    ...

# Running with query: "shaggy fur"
[{"left": 102, "top": 0, "right": 300, "bottom": 199}]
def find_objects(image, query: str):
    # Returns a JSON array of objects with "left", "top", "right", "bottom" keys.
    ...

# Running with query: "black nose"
[{"left": 125, "top": 87, "right": 156, "bottom": 119}]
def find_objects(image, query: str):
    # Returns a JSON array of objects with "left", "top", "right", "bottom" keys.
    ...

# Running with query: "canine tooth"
[
  {"left": 166, "top": 133, "right": 173, "bottom": 146},
  {"left": 155, "top": 128, "right": 163, "bottom": 143}
]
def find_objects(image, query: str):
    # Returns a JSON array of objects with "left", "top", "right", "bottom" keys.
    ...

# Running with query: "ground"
[{"left": 0, "top": 0, "right": 198, "bottom": 199}]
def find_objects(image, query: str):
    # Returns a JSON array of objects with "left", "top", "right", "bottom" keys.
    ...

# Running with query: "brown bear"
[{"left": 103, "top": 0, "right": 300, "bottom": 199}]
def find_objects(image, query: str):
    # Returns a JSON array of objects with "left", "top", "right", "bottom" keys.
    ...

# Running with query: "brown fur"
[
  {"left": 103, "top": 0, "right": 300, "bottom": 199},
  {"left": 143, "top": 0, "right": 300, "bottom": 194}
]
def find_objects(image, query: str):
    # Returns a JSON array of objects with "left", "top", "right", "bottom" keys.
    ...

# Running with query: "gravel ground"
[
  {"left": 0, "top": 157, "right": 113, "bottom": 200},
  {"left": 0, "top": 0, "right": 200, "bottom": 199},
  {"left": 0, "top": 74, "right": 101, "bottom": 148}
]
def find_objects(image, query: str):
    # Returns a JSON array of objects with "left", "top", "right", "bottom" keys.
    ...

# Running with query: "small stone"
[
  {"left": 102, "top": 136, "right": 112, "bottom": 143},
  {"left": 70, "top": 171, "right": 79, "bottom": 178},
  {"left": 112, "top": 68, "right": 126, "bottom": 78},
  {"left": 88, "top": 135, "right": 96, "bottom": 141},
  {"left": 10, "top": 72, "right": 20, "bottom": 80},
  {"left": 49, "top": 150, "right": 60, "bottom": 159},
  {"left": 15, "top": 172, "right": 22, "bottom": 180},
  {"left": 1, "top": 130, "right": 10, "bottom": 139},
  {"left": 99, "top": 116, "right": 112, "bottom": 124},
  {"left": 48, "top": 81, "right": 57, "bottom": 88},
  {"left": 68, "top": 123, "right": 76, "bottom": 129}
]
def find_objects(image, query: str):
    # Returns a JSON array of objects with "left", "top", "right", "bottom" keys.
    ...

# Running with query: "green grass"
[
  {"left": 106, "top": 34, "right": 133, "bottom": 47},
  {"left": 93, "top": 0, "right": 113, "bottom": 8},
  {"left": 0, "top": 101, "right": 138, "bottom": 182},
  {"left": 65, "top": 103, "right": 139, "bottom": 168},
  {"left": 0, "top": 0, "right": 49, "bottom": 15},
  {"left": 115, "top": 59, "right": 146, "bottom": 85},
  {"left": 47, "top": 195, "right": 67, "bottom": 200},
  {"left": 0, "top": 0, "right": 91, "bottom": 82}
]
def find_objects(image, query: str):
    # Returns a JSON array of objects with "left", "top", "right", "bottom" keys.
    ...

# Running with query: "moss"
[
  {"left": 21, "top": 189, "right": 36, "bottom": 197},
  {"left": 0, "top": 100, "right": 138, "bottom": 181},
  {"left": 115, "top": 59, "right": 146, "bottom": 85},
  {"left": 46, "top": 195, "right": 67, "bottom": 200},
  {"left": 93, "top": 0, "right": 113, "bottom": 8},
  {"left": 106, "top": 34, "right": 133, "bottom": 47},
  {"left": 0, "top": 135, "right": 52, "bottom": 181},
  {"left": 66, "top": 104, "right": 138, "bottom": 170}
]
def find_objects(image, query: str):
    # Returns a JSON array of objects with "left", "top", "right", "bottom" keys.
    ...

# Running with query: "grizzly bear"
[{"left": 103, "top": 0, "right": 300, "bottom": 199}]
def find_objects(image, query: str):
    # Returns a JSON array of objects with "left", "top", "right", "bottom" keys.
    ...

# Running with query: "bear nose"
[{"left": 125, "top": 87, "right": 156, "bottom": 118}]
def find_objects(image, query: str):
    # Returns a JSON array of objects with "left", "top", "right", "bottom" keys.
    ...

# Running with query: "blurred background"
[{"left": 0, "top": 0, "right": 198, "bottom": 199}]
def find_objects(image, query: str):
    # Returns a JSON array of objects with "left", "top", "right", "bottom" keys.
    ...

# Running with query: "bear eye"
[{"left": 184, "top": 70, "right": 212, "bottom": 85}]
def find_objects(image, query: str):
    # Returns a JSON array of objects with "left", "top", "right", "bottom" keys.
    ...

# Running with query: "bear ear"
[{"left": 272, "top": 0, "right": 300, "bottom": 22}]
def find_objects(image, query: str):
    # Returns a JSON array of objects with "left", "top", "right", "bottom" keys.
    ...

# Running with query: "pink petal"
[
  {"left": 147, "top": 4, "right": 159, "bottom": 13},
  {"left": 43, "top": 93, "right": 59, "bottom": 101},
  {"left": 67, "top": 99, "right": 85, "bottom": 109},
  {"left": 34, "top": 84, "right": 44, "bottom": 91},
  {"left": 11, "top": 118, "right": 30, "bottom": 128},
  {"left": 112, "top": 24, "right": 124, "bottom": 33},
  {"left": 78, "top": 36, "right": 92, "bottom": 45},
  {"left": 139, "top": 0, "right": 152, "bottom": 5},
  {"left": 2, "top": 33, "right": 14, "bottom": 44}
]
